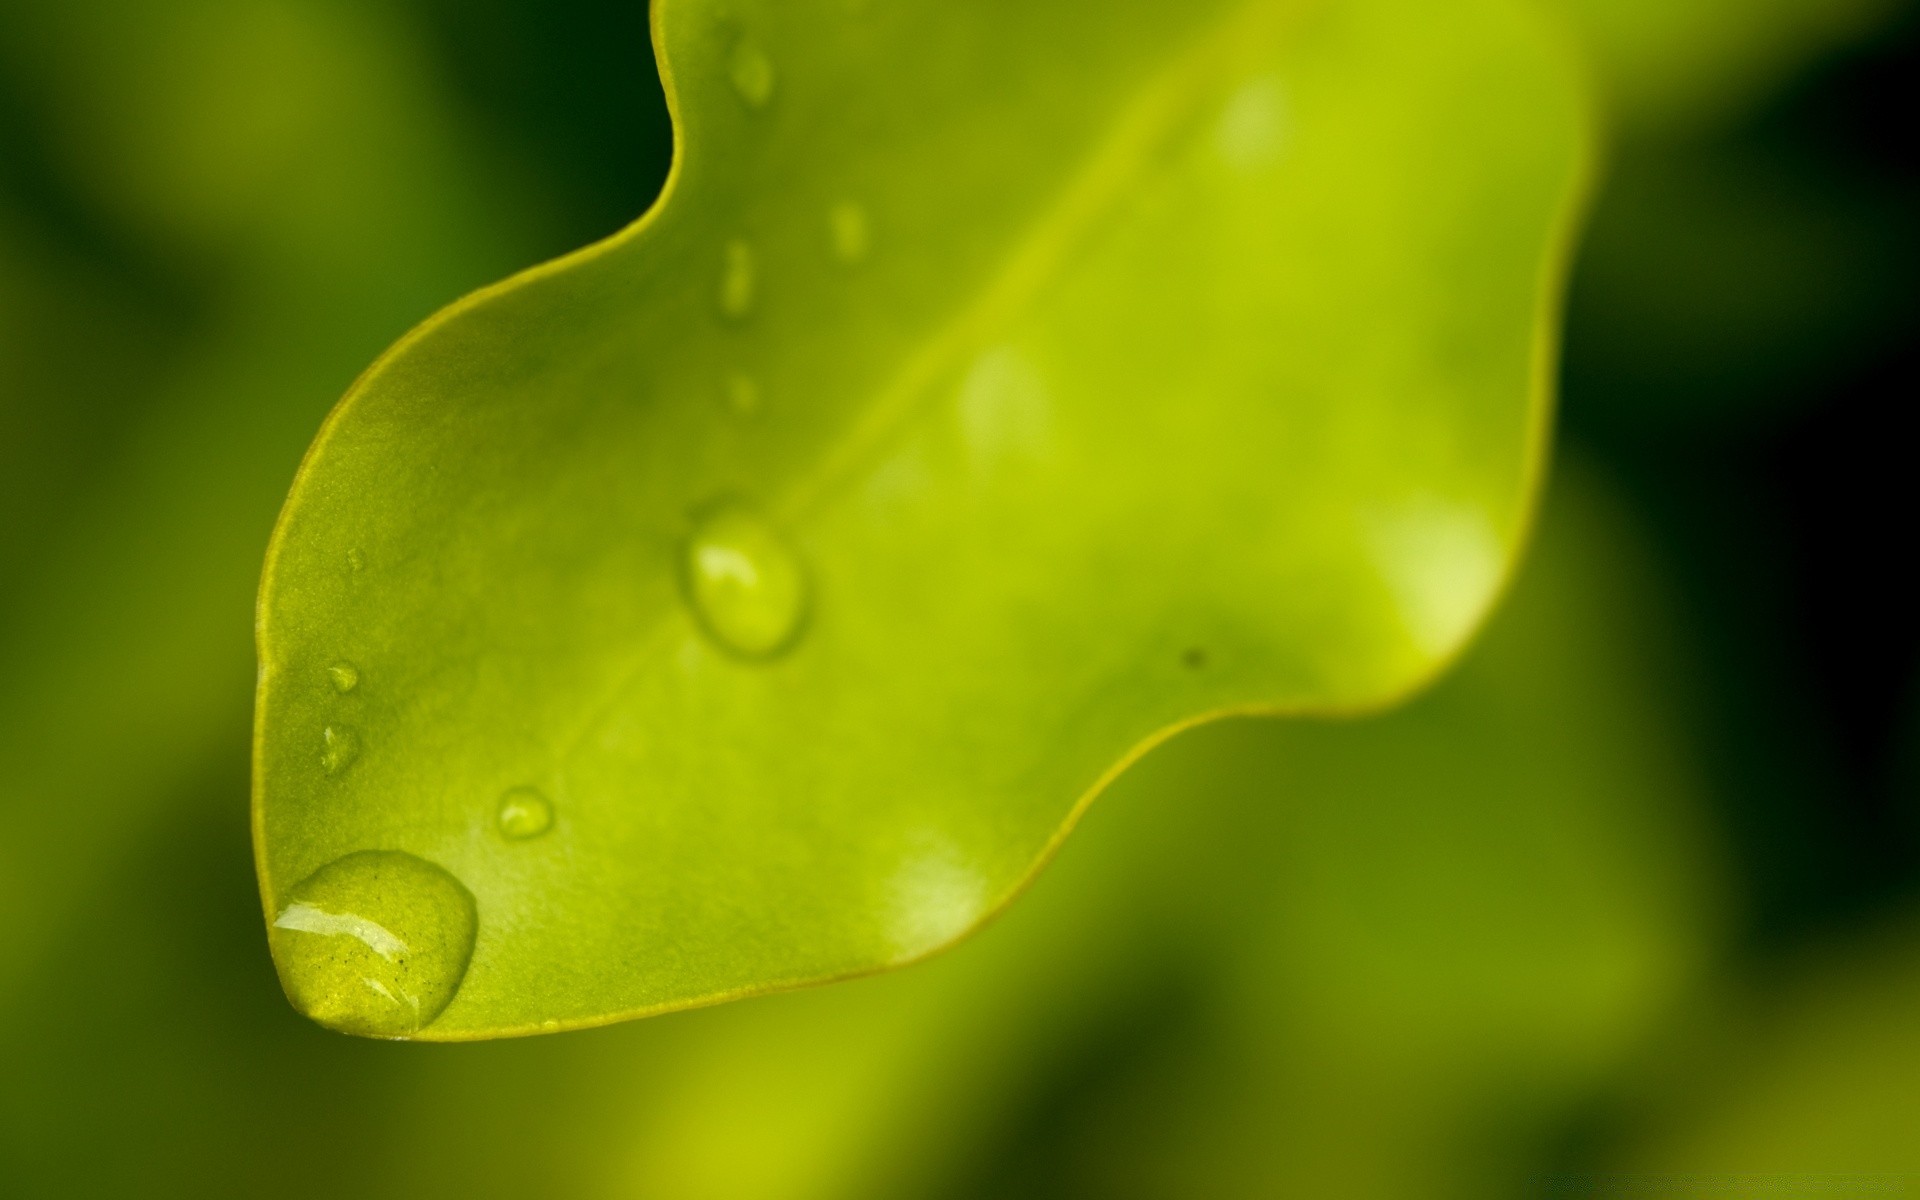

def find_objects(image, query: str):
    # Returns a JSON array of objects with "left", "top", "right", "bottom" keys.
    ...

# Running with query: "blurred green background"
[{"left": 2, "top": 1, "right": 1916, "bottom": 1195}]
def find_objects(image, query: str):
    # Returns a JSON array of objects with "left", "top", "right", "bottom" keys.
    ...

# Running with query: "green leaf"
[{"left": 255, "top": 0, "right": 1591, "bottom": 1038}]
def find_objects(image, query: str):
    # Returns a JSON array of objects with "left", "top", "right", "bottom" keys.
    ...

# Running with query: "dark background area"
[{"left": 1561, "top": 9, "right": 1920, "bottom": 949}]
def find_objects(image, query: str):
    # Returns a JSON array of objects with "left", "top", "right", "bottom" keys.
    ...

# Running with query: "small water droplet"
[
  {"left": 496, "top": 786, "right": 554, "bottom": 841},
  {"left": 718, "top": 238, "right": 757, "bottom": 320},
  {"left": 682, "top": 503, "right": 809, "bottom": 659},
  {"left": 829, "top": 201, "right": 870, "bottom": 265},
  {"left": 328, "top": 662, "right": 360, "bottom": 693},
  {"left": 346, "top": 548, "right": 367, "bottom": 573},
  {"left": 321, "top": 725, "right": 361, "bottom": 776},
  {"left": 729, "top": 40, "right": 776, "bottom": 108},
  {"left": 269, "top": 850, "right": 477, "bottom": 1038},
  {"left": 725, "top": 373, "right": 762, "bottom": 415}
]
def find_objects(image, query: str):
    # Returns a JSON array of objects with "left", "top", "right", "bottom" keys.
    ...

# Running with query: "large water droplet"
[
  {"left": 718, "top": 239, "right": 757, "bottom": 320},
  {"left": 321, "top": 725, "right": 361, "bottom": 776},
  {"left": 496, "top": 786, "right": 554, "bottom": 841},
  {"left": 682, "top": 504, "right": 808, "bottom": 659},
  {"left": 729, "top": 40, "right": 776, "bottom": 108},
  {"left": 328, "top": 662, "right": 360, "bottom": 693},
  {"left": 829, "top": 201, "right": 871, "bottom": 265},
  {"left": 269, "top": 850, "right": 478, "bottom": 1038}
]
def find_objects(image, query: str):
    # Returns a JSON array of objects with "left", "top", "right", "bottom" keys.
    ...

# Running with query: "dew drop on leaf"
[
  {"left": 496, "top": 786, "right": 555, "bottom": 841},
  {"left": 729, "top": 40, "right": 776, "bottom": 108},
  {"left": 327, "top": 662, "right": 360, "bottom": 693},
  {"left": 682, "top": 503, "right": 809, "bottom": 659},
  {"left": 718, "top": 238, "right": 757, "bottom": 320},
  {"left": 269, "top": 850, "right": 478, "bottom": 1038},
  {"left": 320, "top": 724, "right": 361, "bottom": 776},
  {"left": 829, "top": 200, "right": 871, "bottom": 265}
]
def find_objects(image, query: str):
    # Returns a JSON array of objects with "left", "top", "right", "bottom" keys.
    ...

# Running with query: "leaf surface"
[{"left": 256, "top": 0, "right": 1591, "bottom": 1037}]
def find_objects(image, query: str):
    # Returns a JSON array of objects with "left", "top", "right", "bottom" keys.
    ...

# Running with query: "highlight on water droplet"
[
  {"left": 328, "top": 662, "right": 360, "bottom": 693},
  {"left": 496, "top": 786, "right": 554, "bottom": 841},
  {"left": 725, "top": 372, "right": 762, "bottom": 415},
  {"left": 681, "top": 502, "right": 809, "bottom": 659},
  {"left": 269, "top": 849, "right": 478, "bottom": 1038},
  {"left": 320, "top": 725, "right": 361, "bottom": 776},
  {"left": 828, "top": 201, "right": 871, "bottom": 265},
  {"left": 718, "top": 238, "right": 757, "bottom": 320},
  {"left": 729, "top": 39, "right": 775, "bottom": 108}
]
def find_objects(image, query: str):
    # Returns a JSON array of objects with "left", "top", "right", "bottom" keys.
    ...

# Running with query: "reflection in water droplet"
[
  {"left": 718, "top": 239, "right": 757, "bottom": 320},
  {"left": 321, "top": 725, "right": 361, "bottom": 776},
  {"left": 729, "top": 40, "right": 776, "bottom": 108},
  {"left": 829, "top": 201, "right": 870, "bottom": 265},
  {"left": 328, "top": 662, "right": 360, "bottom": 693},
  {"left": 270, "top": 850, "right": 477, "bottom": 1038},
  {"left": 496, "top": 786, "right": 554, "bottom": 841},
  {"left": 726, "top": 373, "right": 762, "bottom": 415},
  {"left": 682, "top": 504, "right": 808, "bottom": 659}
]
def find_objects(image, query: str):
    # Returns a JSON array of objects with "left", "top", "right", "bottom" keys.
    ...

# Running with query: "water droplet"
[
  {"left": 718, "top": 239, "right": 757, "bottom": 320},
  {"left": 828, "top": 201, "right": 870, "bottom": 265},
  {"left": 346, "top": 548, "right": 367, "bottom": 573},
  {"left": 328, "top": 662, "right": 360, "bottom": 693},
  {"left": 496, "top": 786, "right": 554, "bottom": 840},
  {"left": 321, "top": 725, "right": 361, "bottom": 776},
  {"left": 682, "top": 503, "right": 808, "bottom": 659},
  {"left": 725, "top": 373, "right": 762, "bottom": 415},
  {"left": 269, "top": 850, "right": 477, "bottom": 1038},
  {"left": 729, "top": 40, "right": 776, "bottom": 108}
]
